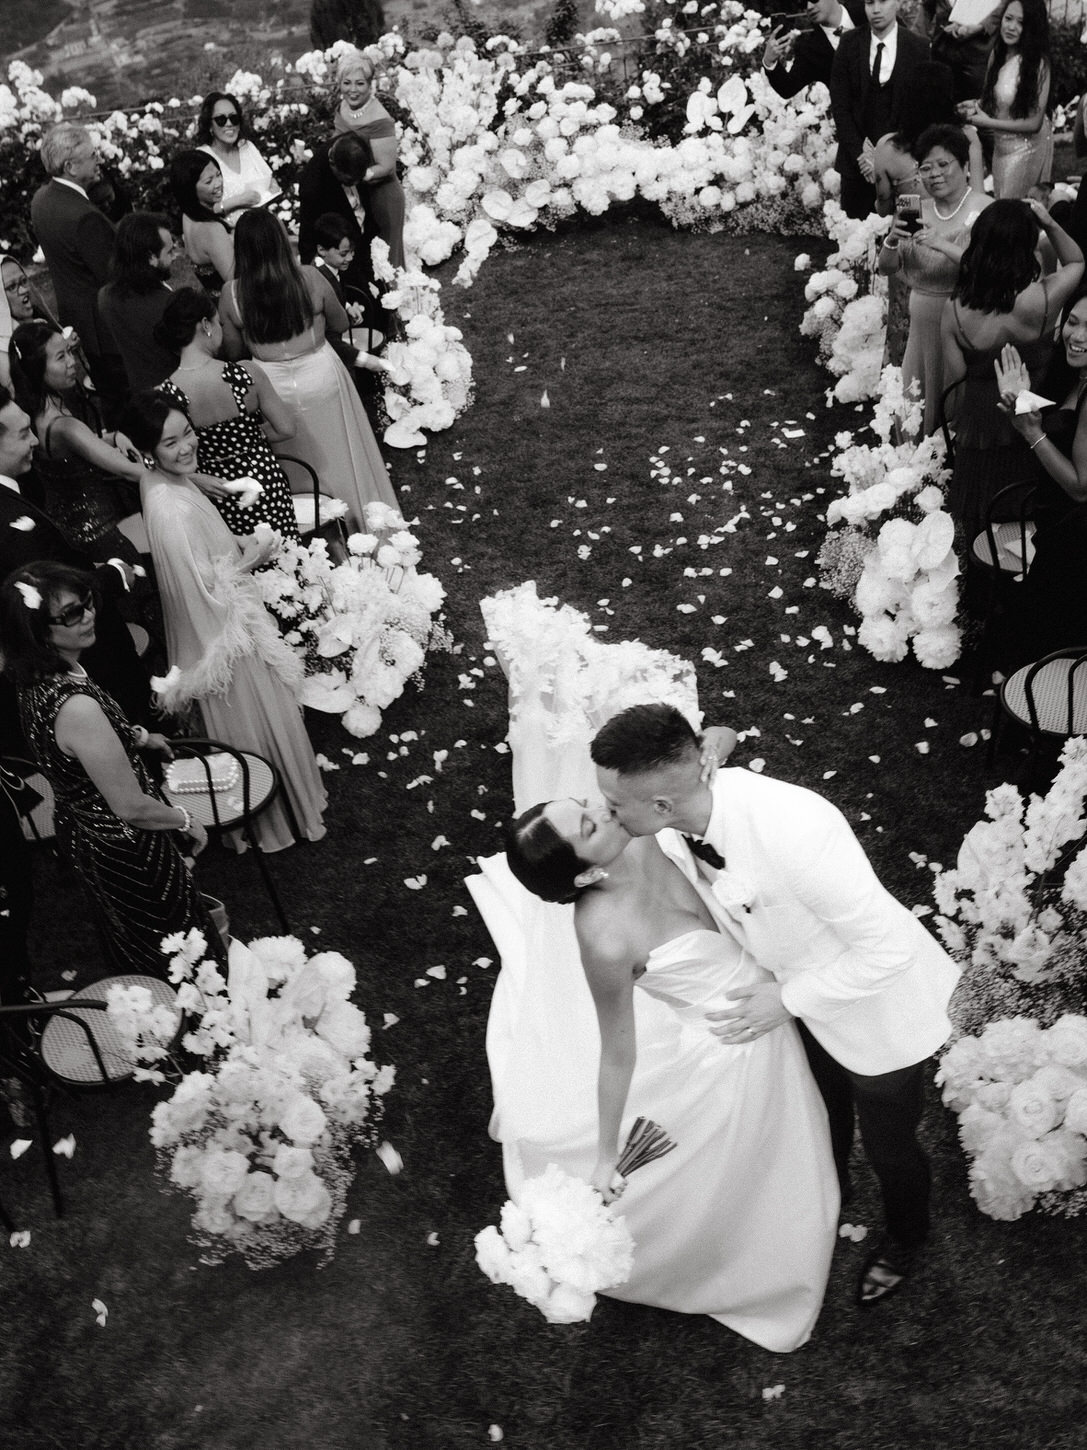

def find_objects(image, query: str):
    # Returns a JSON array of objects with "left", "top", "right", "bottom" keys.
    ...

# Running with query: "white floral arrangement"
[
  {"left": 256, "top": 501, "right": 449, "bottom": 738},
  {"left": 105, "top": 930, "right": 395, "bottom": 1268},
  {"left": 933, "top": 738, "right": 1087, "bottom": 1034},
  {"left": 818, "top": 367, "right": 960, "bottom": 669},
  {"left": 798, "top": 201, "right": 891, "bottom": 402},
  {"left": 936, "top": 1015, "right": 1087, "bottom": 1220},
  {"left": 475, "top": 1163, "right": 636, "bottom": 1323}
]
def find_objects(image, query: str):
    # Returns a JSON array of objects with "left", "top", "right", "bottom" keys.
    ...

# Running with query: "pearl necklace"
[
  {"left": 933, "top": 189, "right": 970, "bottom": 222},
  {"left": 343, "top": 100, "right": 372, "bottom": 121}
]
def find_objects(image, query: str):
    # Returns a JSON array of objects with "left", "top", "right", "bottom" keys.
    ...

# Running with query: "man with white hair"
[{"left": 30, "top": 123, "right": 126, "bottom": 422}]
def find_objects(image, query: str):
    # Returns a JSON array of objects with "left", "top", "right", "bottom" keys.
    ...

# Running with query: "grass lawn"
[{"left": 4, "top": 216, "right": 1085, "bottom": 1450}]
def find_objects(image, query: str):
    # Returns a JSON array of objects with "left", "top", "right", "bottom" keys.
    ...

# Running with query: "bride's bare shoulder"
[{"left": 574, "top": 891, "right": 638, "bottom": 973}]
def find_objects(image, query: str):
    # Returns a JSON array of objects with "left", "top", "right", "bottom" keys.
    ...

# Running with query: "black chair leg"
[
  {"left": 29, "top": 1080, "right": 63, "bottom": 1218},
  {"left": 245, "top": 824, "right": 290, "bottom": 933},
  {"left": 0, "top": 1192, "right": 14, "bottom": 1233}
]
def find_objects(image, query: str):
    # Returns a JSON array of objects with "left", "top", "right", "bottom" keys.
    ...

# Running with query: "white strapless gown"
[{"left": 467, "top": 585, "right": 839, "bottom": 1353}]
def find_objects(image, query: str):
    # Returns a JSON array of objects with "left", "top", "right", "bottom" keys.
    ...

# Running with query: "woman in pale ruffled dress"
[
  {"left": 121, "top": 390, "right": 326, "bottom": 853},
  {"left": 963, "top": 0, "right": 1052, "bottom": 200}
]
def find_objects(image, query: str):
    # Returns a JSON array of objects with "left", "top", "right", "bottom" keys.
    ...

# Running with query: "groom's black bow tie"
[{"left": 684, "top": 835, "right": 725, "bottom": 870}]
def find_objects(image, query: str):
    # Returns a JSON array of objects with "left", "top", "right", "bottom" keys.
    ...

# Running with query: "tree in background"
[
  {"left": 310, "top": 0, "right": 387, "bottom": 49},
  {"left": 545, "top": 0, "right": 581, "bottom": 48}
]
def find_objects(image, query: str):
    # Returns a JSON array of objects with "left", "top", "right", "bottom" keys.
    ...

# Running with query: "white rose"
[
  {"left": 200, "top": 1148, "right": 250, "bottom": 1198},
  {"left": 540, "top": 1282, "right": 596, "bottom": 1323},
  {"left": 499, "top": 1200, "right": 533, "bottom": 1251},
  {"left": 273, "top": 1168, "right": 327, "bottom": 1223},
  {"left": 278, "top": 1093, "right": 328, "bottom": 1145},
  {"left": 1010, "top": 1135, "right": 1067, "bottom": 1190},
  {"left": 273, "top": 1144, "right": 314, "bottom": 1179},
  {"left": 315, "top": 999, "right": 371, "bottom": 1058},
  {"left": 1007, "top": 1079, "right": 1063, "bottom": 1138},
  {"left": 1062, "top": 1087, "right": 1087, "bottom": 1136},
  {"left": 474, "top": 1223, "right": 513, "bottom": 1283},
  {"left": 1045, "top": 1015, "right": 1087, "bottom": 1069},
  {"left": 233, "top": 1169, "right": 277, "bottom": 1222}
]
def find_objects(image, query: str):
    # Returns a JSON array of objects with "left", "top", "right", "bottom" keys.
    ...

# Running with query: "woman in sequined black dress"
[{"left": 0, "top": 561, "right": 225, "bottom": 973}]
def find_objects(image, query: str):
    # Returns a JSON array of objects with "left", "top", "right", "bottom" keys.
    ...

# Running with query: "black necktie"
[
  {"left": 684, "top": 835, "right": 725, "bottom": 870},
  {"left": 871, "top": 41, "right": 885, "bottom": 85},
  {"left": 833, "top": 24, "right": 845, "bottom": 35}
]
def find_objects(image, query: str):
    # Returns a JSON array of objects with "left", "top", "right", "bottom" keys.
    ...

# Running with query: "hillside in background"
[{"left": 0, "top": 0, "right": 588, "bottom": 112}]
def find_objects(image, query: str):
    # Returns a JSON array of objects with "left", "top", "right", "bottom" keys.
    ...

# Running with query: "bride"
[{"left": 468, "top": 585, "right": 839, "bottom": 1353}]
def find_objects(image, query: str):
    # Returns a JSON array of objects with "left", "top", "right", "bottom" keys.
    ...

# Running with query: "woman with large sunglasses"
[
  {"left": 0, "top": 560, "right": 225, "bottom": 974},
  {"left": 194, "top": 91, "right": 278, "bottom": 217}
]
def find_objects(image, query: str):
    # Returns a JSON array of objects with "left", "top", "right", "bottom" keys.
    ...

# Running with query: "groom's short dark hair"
[{"left": 591, "top": 704, "right": 699, "bottom": 775}]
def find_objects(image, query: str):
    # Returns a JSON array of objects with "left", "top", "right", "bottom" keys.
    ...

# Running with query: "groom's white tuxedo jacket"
[{"left": 658, "top": 768, "right": 959, "bottom": 1076}]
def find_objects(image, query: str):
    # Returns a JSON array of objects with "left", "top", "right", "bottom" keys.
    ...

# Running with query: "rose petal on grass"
[
  {"left": 404, "top": 876, "right": 427, "bottom": 889},
  {"left": 376, "top": 1141, "right": 403, "bottom": 1175},
  {"left": 9, "top": 1230, "right": 31, "bottom": 1248},
  {"left": 52, "top": 1135, "right": 76, "bottom": 1159},
  {"left": 92, "top": 1298, "right": 108, "bottom": 1326},
  {"left": 10, "top": 1139, "right": 32, "bottom": 1160}
]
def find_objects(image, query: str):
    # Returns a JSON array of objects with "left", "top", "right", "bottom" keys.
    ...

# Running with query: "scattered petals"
[
  {"left": 376, "top": 1141, "right": 403, "bottom": 1175},
  {"left": 9, "top": 1230, "right": 31, "bottom": 1248},
  {"left": 9, "top": 1139, "right": 32, "bottom": 1160},
  {"left": 92, "top": 1298, "right": 109, "bottom": 1326},
  {"left": 52, "top": 1135, "right": 76, "bottom": 1159}
]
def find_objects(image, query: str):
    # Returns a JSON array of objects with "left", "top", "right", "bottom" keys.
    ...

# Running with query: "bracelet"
[
  {"left": 1029, "top": 435, "right": 1046, "bottom": 451},
  {"left": 174, "top": 805, "right": 193, "bottom": 833},
  {"left": 882, "top": 239, "right": 899, "bottom": 250}
]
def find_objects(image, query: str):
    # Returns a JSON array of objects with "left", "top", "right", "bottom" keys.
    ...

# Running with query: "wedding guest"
[
  {"left": 762, "top": 0, "right": 863, "bottom": 100},
  {"left": 829, "top": 0, "right": 930, "bottom": 219},
  {"left": 962, "top": 0, "right": 1052, "bottom": 200},
  {"left": 156, "top": 287, "right": 300, "bottom": 541},
  {"left": 298, "top": 137, "right": 373, "bottom": 298},
  {"left": 121, "top": 390, "right": 326, "bottom": 853},
  {"left": 30, "top": 123, "right": 127, "bottom": 424},
  {"left": 219, "top": 209, "right": 396, "bottom": 527},
  {"left": 98, "top": 212, "right": 182, "bottom": 393},
  {"left": 942, "top": 200, "right": 1083, "bottom": 539},
  {"left": 311, "top": 213, "right": 387, "bottom": 412},
  {"left": 332, "top": 49, "right": 406, "bottom": 270},
  {"left": 923, "top": 0, "right": 1003, "bottom": 104},
  {"left": 1, "top": 255, "right": 39, "bottom": 389},
  {"left": 877, "top": 124, "right": 990, "bottom": 435},
  {"left": 9, "top": 320, "right": 143, "bottom": 563},
  {"left": 194, "top": 91, "right": 277, "bottom": 217},
  {"left": 0, "top": 560, "right": 224, "bottom": 975},
  {"left": 169, "top": 150, "right": 235, "bottom": 296},
  {"left": 0, "top": 383, "right": 149, "bottom": 736},
  {"left": 591, "top": 704, "right": 960, "bottom": 1307}
]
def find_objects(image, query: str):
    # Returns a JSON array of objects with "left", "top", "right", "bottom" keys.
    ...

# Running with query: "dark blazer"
[
  {"left": 0, "top": 479, "right": 150, "bottom": 749},
  {"left": 829, "top": 26, "right": 931, "bottom": 183},
  {"left": 297, "top": 145, "right": 375, "bottom": 298},
  {"left": 97, "top": 283, "right": 178, "bottom": 392},
  {"left": 29, "top": 180, "right": 117, "bottom": 359},
  {"left": 763, "top": 2, "right": 867, "bottom": 99}
]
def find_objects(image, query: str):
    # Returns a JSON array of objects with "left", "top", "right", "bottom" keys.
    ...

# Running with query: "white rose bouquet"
[{"left": 107, "top": 932, "right": 395, "bottom": 1268}]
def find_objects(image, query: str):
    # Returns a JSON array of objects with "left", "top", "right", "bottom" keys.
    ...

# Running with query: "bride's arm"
[{"left": 578, "top": 908, "right": 639, "bottom": 1203}]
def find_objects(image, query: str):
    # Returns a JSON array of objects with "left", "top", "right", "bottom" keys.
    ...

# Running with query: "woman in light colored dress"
[
  {"left": 469, "top": 585, "right": 838, "bottom": 1353},
  {"left": 333, "top": 49, "right": 406, "bottom": 270},
  {"left": 964, "top": 0, "right": 1051, "bottom": 200},
  {"left": 877, "top": 124, "right": 990, "bottom": 436},
  {"left": 194, "top": 91, "right": 277, "bottom": 218},
  {"left": 219, "top": 208, "right": 395, "bottom": 530},
  {"left": 121, "top": 390, "right": 326, "bottom": 854}
]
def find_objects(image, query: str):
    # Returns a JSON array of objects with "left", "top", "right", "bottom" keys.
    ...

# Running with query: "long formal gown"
[
  {"left": 222, "top": 279, "right": 398, "bottom": 531},
  {"left": 18, "top": 672, "right": 225, "bottom": 972},
  {"left": 141, "top": 473, "right": 327, "bottom": 852},
  {"left": 467, "top": 584, "right": 838, "bottom": 1353},
  {"left": 159, "top": 364, "right": 299, "bottom": 540},
  {"left": 899, "top": 228, "right": 970, "bottom": 438},
  {"left": 990, "top": 58, "right": 1053, "bottom": 199}
]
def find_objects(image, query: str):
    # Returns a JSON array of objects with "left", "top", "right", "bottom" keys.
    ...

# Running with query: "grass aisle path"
[{"left": 6, "top": 220, "right": 1083, "bottom": 1450}]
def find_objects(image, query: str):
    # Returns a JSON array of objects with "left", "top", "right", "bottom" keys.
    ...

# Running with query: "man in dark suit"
[
  {"left": 829, "top": 0, "right": 930, "bottom": 219},
  {"left": 762, "top": 0, "right": 866, "bottom": 100},
  {"left": 0, "top": 385, "right": 149, "bottom": 750},
  {"left": 298, "top": 136, "right": 376, "bottom": 298},
  {"left": 30, "top": 124, "right": 127, "bottom": 425}
]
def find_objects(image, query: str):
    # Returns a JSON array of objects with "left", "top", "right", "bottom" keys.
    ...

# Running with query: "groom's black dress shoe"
[{"left": 856, "top": 1235, "right": 920, "bottom": 1308}]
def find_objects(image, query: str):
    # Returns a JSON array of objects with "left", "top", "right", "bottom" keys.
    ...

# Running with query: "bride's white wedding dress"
[{"left": 467, "top": 585, "right": 839, "bottom": 1353}]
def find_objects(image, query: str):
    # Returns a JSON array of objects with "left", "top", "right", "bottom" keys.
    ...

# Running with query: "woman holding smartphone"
[{"left": 877, "top": 124, "right": 990, "bottom": 437}]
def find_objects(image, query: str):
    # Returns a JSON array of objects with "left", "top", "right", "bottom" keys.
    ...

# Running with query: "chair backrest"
[
  {"left": 165, "top": 736, "right": 280, "bottom": 832},
  {"left": 938, "top": 376, "right": 963, "bottom": 465},
  {"left": 275, "top": 452, "right": 321, "bottom": 506},
  {"left": 1, "top": 756, "right": 56, "bottom": 842},
  {"left": 982, "top": 479, "right": 1037, "bottom": 578},
  {"left": 1022, "top": 647, "right": 1087, "bottom": 737},
  {"left": 343, "top": 283, "right": 386, "bottom": 356}
]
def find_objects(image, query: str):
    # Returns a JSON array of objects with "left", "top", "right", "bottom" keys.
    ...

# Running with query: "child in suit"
[{"left": 312, "top": 212, "right": 388, "bottom": 425}]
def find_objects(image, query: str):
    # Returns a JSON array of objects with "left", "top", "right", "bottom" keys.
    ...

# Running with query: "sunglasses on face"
[
  {"left": 48, "top": 592, "right": 96, "bottom": 628},
  {"left": 212, "top": 113, "right": 241, "bottom": 128}
]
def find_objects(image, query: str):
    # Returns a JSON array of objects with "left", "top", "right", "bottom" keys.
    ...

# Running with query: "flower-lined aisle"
[{"left": 107, "top": 930, "right": 395, "bottom": 1267}]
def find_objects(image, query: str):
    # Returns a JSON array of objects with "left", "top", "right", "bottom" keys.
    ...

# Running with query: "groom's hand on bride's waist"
[{"left": 706, "top": 983, "right": 793, "bottom": 1043}]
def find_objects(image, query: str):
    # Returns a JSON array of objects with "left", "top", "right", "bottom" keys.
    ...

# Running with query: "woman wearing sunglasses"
[
  {"left": 0, "top": 560, "right": 225, "bottom": 974},
  {"left": 194, "top": 91, "right": 277, "bottom": 217}
]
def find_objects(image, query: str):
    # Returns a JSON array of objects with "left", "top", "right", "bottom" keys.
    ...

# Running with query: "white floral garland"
[{"left": 106, "top": 929, "right": 395, "bottom": 1267}]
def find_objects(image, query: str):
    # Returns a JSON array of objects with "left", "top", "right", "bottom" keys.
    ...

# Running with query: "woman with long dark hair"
[
  {"left": 156, "top": 287, "right": 299, "bottom": 540},
  {"left": 219, "top": 209, "right": 396, "bottom": 526},
  {"left": 169, "top": 150, "right": 234, "bottom": 295},
  {"left": 940, "top": 199, "right": 1083, "bottom": 539},
  {"left": 194, "top": 91, "right": 277, "bottom": 217},
  {"left": 10, "top": 319, "right": 143, "bottom": 562},
  {"left": 0, "top": 559, "right": 222, "bottom": 973},
  {"left": 121, "top": 389, "right": 326, "bottom": 853},
  {"left": 963, "top": 0, "right": 1052, "bottom": 200}
]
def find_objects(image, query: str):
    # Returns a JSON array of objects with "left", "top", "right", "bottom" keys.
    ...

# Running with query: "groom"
[{"left": 590, "top": 703, "right": 959, "bottom": 1308}]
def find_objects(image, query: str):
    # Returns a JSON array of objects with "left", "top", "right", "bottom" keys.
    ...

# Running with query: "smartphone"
[
  {"left": 766, "top": 11, "right": 818, "bottom": 28},
  {"left": 896, "top": 193, "right": 922, "bottom": 234}
]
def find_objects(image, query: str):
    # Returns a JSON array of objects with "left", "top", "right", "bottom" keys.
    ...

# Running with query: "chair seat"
[
  {"left": 16, "top": 767, "right": 55, "bottom": 842},
  {"left": 1003, "top": 658, "right": 1087, "bottom": 736},
  {"left": 293, "top": 494, "right": 345, "bottom": 533},
  {"left": 39, "top": 976, "right": 181, "bottom": 1085},
  {"left": 163, "top": 750, "right": 275, "bottom": 829},
  {"left": 126, "top": 622, "right": 151, "bottom": 657},
  {"left": 970, "top": 521, "right": 1036, "bottom": 574}
]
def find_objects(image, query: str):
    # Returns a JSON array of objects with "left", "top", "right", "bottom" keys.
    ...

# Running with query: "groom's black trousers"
[{"left": 796, "top": 1022, "right": 931, "bottom": 1248}]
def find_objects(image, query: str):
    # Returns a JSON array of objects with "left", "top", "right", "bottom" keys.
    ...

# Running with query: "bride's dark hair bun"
[
  {"left": 154, "top": 285, "right": 216, "bottom": 353},
  {"left": 505, "top": 804, "right": 587, "bottom": 905}
]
